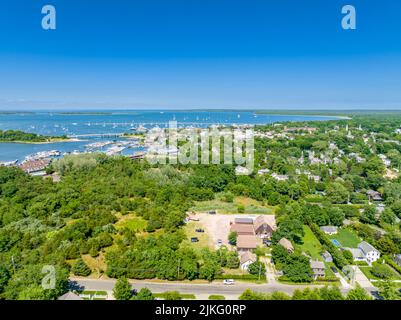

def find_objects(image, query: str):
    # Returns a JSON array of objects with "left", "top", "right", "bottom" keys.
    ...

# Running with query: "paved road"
[{"left": 70, "top": 277, "right": 351, "bottom": 298}]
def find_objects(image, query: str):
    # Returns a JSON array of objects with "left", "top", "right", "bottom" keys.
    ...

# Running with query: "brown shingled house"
[
  {"left": 237, "top": 235, "right": 258, "bottom": 252},
  {"left": 254, "top": 216, "right": 274, "bottom": 238},
  {"left": 230, "top": 223, "right": 255, "bottom": 235}
]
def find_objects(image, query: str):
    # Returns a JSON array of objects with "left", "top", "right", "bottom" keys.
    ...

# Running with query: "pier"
[{"left": 67, "top": 133, "right": 126, "bottom": 138}]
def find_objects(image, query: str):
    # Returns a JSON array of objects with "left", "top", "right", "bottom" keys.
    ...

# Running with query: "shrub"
[{"left": 208, "top": 295, "right": 225, "bottom": 300}]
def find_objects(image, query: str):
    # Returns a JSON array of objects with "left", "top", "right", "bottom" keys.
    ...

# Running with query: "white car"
[{"left": 223, "top": 279, "right": 235, "bottom": 285}]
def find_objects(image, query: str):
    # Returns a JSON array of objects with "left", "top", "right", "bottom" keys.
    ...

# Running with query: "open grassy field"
[
  {"left": 328, "top": 228, "right": 361, "bottom": 248},
  {"left": 190, "top": 196, "right": 274, "bottom": 215},
  {"left": 180, "top": 220, "right": 214, "bottom": 252},
  {"left": 114, "top": 213, "right": 147, "bottom": 232},
  {"left": 297, "top": 225, "right": 323, "bottom": 260}
]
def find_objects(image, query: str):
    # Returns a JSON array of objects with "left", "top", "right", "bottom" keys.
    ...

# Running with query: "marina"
[{"left": 0, "top": 111, "right": 340, "bottom": 162}]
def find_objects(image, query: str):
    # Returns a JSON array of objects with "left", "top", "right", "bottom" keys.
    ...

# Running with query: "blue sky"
[{"left": 0, "top": 0, "right": 401, "bottom": 110}]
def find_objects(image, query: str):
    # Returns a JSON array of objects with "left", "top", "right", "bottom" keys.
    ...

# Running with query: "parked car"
[
  {"left": 195, "top": 228, "right": 205, "bottom": 233},
  {"left": 208, "top": 210, "right": 216, "bottom": 215},
  {"left": 330, "top": 266, "right": 338, "bottom": 274},
  {"left": 191, "top": 237, "right": 199, "bottom": 243},
  {"left": 223, "top": 279, "right": 235, "bottom": 285},
  {"left": 217, "top": 239, "right": 223, "bottom": 245}
]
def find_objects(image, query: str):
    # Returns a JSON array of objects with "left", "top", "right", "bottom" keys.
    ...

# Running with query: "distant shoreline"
[{"left": 0, "top": 138, "right": 81, "bottom": 144}]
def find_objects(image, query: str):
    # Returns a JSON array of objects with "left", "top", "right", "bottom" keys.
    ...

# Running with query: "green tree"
[
  {"left": 0, "top": 266, "right": 10, "bottom": 293},
  {"left": 326, "top": 182, "right": 349, "bottom": 204},
  {"left": 113, "top": 277, "right": 132, "bottom": 300},
  {"left": 342, "top": 250, "right": 354, "bottom": 263},
  {"left": 228, "top": 231, "right": 237, "bottom": 245},
  {"left": 134, "top": 288, "right": 154, "bottom": 300},
  {"left": 378, "top": 281, "right": 399, "bottom": 300},
  {"left": 346, "top": 284, "right": 372, "bottom": 300},
  {"left": 248, "top": 261, "right": 266, "bottom": 276},
  {"left": 72, "top": 258, "right": 91, "bottom": 277},
  {"left": 226, "top": 251, "right": 240, "bottom": 269}
]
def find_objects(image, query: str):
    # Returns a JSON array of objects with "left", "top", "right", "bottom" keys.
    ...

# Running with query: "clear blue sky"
[{"left": 1, "top": 0, "right": 401, "bottom": 110}]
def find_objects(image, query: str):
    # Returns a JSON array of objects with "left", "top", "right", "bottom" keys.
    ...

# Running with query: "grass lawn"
[
  {"left": 180, "top": 221, "right": 214, "bottom": 251},
  {"left": 190, "top": 196, "right": 274, "bottom": 215},
  {"left": 115, "top": 213, "right": 147, "bottom": 232},
  {"left": 297, "top": 225, "right": 323, "bottom": 260},
  {"left": 328, "top": 228, "right": 361, "bottom": 248},
  {"left": 359, "top": 265, "right": 401, "bottom": 280}
]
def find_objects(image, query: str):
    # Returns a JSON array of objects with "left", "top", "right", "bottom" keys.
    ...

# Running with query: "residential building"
[
  {"left": 366, "top": 190, "right": 383, "bottom": 201},
  {"left": 278, "top": 238, "right": 294, "bottom": 253},
  {"left": 320, "top": 226, "right": 338, "bottom": 235},
  {"left": 239, "top": 251, "right": 257, "bottom": 271},
  {"left": 57, "top": 291, "right": 83, "bottom": 300},
  {"left": 345, "top": 241, "right": 380, "bottom": 265},
  {"left": 237, "top": 235, "right": 258, "bottom": 252},
  {"left": 358, "top": 241, "right": 380, "bottom": 265},
  {"left": 322, "top": 251, "right": 333, "bottom": 263},
  {"left": 271, "top": 173, "right": 289, "bottom": 181},
  {"left": 253, "top": 216, "right": 274, "bottom": 238},
  {"left": 230, "top": 223, "right": 255, "bottom": 235},
  {"left": 310, "top": 260, "right": 325, "bottom": 280},
  {"left": 234, "top": 217, "right": 253, "bottom": 224}
]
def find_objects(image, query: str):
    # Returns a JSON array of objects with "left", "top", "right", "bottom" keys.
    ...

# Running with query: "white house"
[
  {"left": 239, "top": 251, "right": 257, "bottom": 271},
  {"left": 320, "top": 226, "right": 338, "bottom": 235},
  {"left": 345, "top": 241, "right": 380, "bottom": 265},
  {"left": 358, "top": 241, "right": 380, "bottom": 265}
]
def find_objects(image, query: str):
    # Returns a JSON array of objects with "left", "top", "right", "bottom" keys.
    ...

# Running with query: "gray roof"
[
  {"left": 310, "top": 260, "right": 325, "bottom": 269},
  {"left": 58, "top": 291, "right": 83, "bottom": 300},
  {"left": 358, "top": 241, "right": 378, "bottom": 254},
  {"left": 235, "top": 217, "right": 254, "bottom": 224},
  {"left": 320, "top": 226, "right": 338, "bottom": 233},
  {"left": 346, "top": 248, "right": 365, "bottom": 260}
]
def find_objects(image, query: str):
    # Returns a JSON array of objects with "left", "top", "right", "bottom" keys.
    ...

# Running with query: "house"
[
  {"left": 358, "top": 241, "right": 380, "bottom": 265},
  {"left": 320, "top": 226, "right": 338, "bottom": 235},
  {"left": 257, "top": 168, "right": 270, "bottom": 175},
  {"left": 57, "top": 291, "right": 83, "bottom": 300},
  {"left": 19, "top": 159, "right": 51, "bottom": 175},
  {"left": 237, "top": 235, "right": 258, "bottom": 252},
  {"left": 345, "top": 241, "right": 380, "bottom": 265},
  {"left": 346, "top": 248, "right": 366, "bottom": 262},
  {"left": 322, "top": 251, "right": 333, "bottom": 263},
  {"left": 253, "top": 216, "right": 274, "bottom": 238},
  {"left": 376, "top": 203, "right": 386, "bottom": 214},
  {"left": 271, "top": 173, "right": 289, "bottom": 181},
  {"left": 394, "top": 254, "right": 401, "bottom": 267},
  {"left": 278, "top": 238, "right": 294, "bottom": 253},
  {"left": 239, "top": 251, "right": 257, "bottom": 271},
  {"left": 230, "top": 223, "right": 255, "bottom": 235},
  {"left": 366, "top": 190, "right": 383, "bottom": 201},
  {"left": 310, "top": 260, "right": 325, "bottom": 280}
]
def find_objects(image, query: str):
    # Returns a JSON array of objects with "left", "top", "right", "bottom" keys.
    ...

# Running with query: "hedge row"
[
  {"left": 215, "top": 274, "right": 267, "bottom": 281},
  {"left": 383, "top": 255, "right": 401, "bottom": 275},
  {"left": 309, "top": 223, "right": 348, "bottom": 269}
]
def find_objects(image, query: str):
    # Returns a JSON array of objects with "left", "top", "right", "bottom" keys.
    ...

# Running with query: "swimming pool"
[{"left": 331, "top": 239, "right": 341, "bottom": 247}]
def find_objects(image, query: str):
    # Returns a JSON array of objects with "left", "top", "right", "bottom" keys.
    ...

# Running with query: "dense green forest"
[{"left": 0, "top": 129, "right": 67, "bottom": 143}]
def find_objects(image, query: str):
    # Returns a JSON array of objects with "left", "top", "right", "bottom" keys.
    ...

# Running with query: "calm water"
[{"left": 0, "top": 110, "right": 338, "bottom": 162}]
